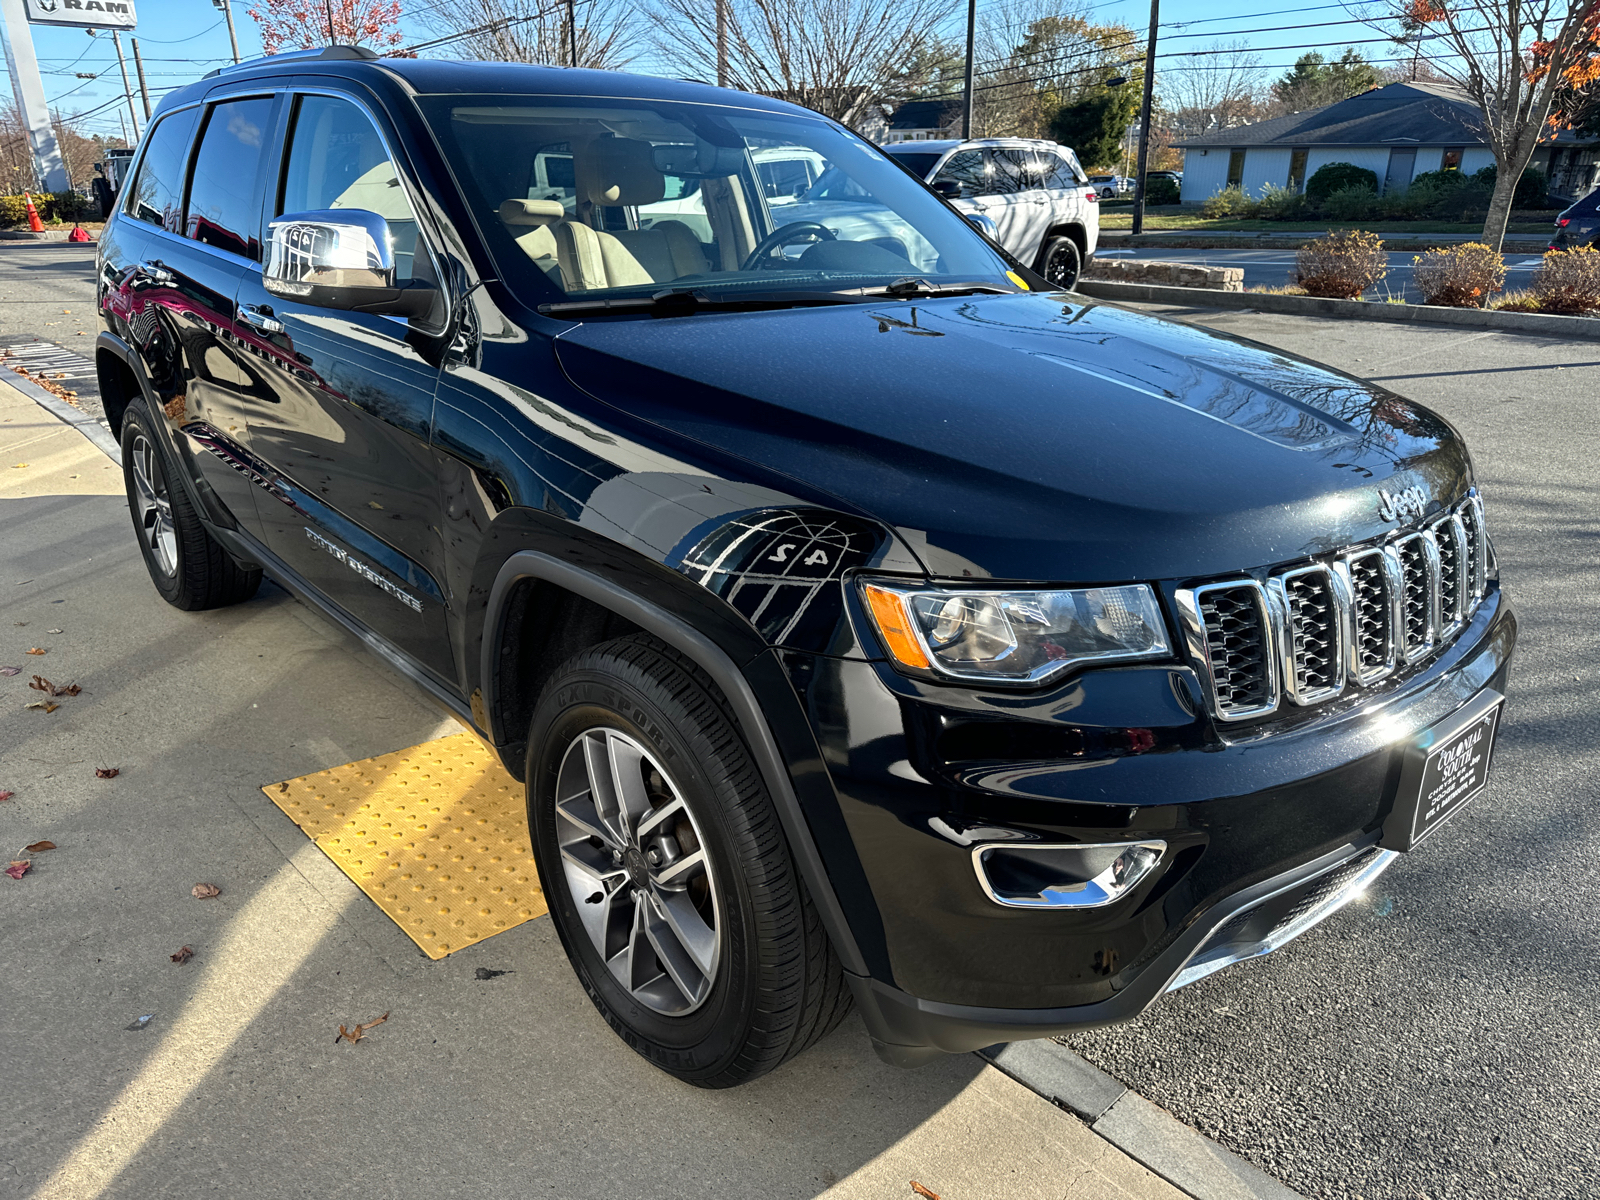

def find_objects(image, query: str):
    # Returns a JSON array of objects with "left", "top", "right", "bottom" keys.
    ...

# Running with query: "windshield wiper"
[
  {"left": 869, "top": 277, "right": 1021, "bottom": 299},
  {"left": 538, "top": 287, "right": 877, "bottom": 318}
]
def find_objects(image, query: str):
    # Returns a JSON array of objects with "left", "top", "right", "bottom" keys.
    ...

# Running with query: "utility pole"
[
  {"left": 213, "top": 0, "right": 241, "bottom": 64},
  {"left": 111, "top": 31, "right": 143, "bottom": 142},
  {"left": 715, "top": 0, "right": 728, "bottom": 86},
  {"left": 566, "top": 0, "right": 576, "bottom": 67},
  {"left": 960, "top": 0, "right": 976, "bottom": 139},
  {"left": 0, "top": 0, "right": 70, "bottom": 191},
  {"left": 131, "top": 36, "right": 152, "bottom": 121},
  {"left": 1129, "top": 0, "right": 1158, "bottom": 236},
  {"left": 119, "top": 111, "right": 129, "bottom": 146}
]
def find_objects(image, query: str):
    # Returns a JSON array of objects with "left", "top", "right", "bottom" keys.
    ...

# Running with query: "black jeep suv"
[{"left": 97, "top": 48, "right": 1515, "bottom": 1088}]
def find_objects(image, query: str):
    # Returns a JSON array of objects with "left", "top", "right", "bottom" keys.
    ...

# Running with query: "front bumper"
[{"left": 780, "top": 584, "right": 1515, "bottom": 1063}]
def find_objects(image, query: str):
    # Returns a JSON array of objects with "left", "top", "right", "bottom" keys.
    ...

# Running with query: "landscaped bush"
[
  {"left": 1144, "top": 176, "right": 1180, "bottom": 205},
  {"left": 1256, "top": 183, "right": 1309, "bottom": 220},
  {"left": 1305, "top": 162, "right": 1380, "bottom": 201},
  {"left": 1296, "top": 230, "right": 1387, "bottom": 298},
  {"left": 1529, "top": 246, "right": 1600, "bottom": 314},
  {"left": 1322, "top": 183, "right": 1379, "bottom": 222},
  {"left": 1473, "top": 164, "right": 1548, "bottom": 210},
  {"left": 0, "top": 191, "right": 96, "bottom": 225},
  {"left": 1200, "top": 185, "right": 1258, "bottom": 219},
  {"left": 1412, "top": 243, "right": 1506, "bottom": 307}
]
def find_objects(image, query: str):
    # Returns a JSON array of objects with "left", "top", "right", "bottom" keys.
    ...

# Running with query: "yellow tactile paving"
[{"left": 264, "top": 733, "right": 546, "bottom": 959}]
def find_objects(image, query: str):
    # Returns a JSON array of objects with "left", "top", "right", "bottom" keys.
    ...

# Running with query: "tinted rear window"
[
  {"left": 125, "top": 107, "right": 202, "bottom": 233},
  {"left": 889, "top": 152, "right": 940, "bottom": 180}
]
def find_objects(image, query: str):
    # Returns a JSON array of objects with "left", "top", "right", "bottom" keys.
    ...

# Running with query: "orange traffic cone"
[{"left": 24, "top": 193, "right": 44, "bottom": 233}]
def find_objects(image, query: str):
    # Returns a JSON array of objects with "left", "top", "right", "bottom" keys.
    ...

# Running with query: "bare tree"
[
  {"left": 647, "top": 0, "right": 960, "bottom": 129},
  {"left": 1368, "top": 0, "right": 1600, "bottom": 251},
  {"left": 418, "top": 0, "right": 638, "bottom": 68},
  {"left": 1159, "top": 40, "right": 1266, "bottom": 138},
  {"left": 966, "top": 0, "right": 1135, "bottom": 136}
]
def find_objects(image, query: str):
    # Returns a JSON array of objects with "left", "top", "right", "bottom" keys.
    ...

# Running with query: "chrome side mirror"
[
  {"left": 263, "top": 209, "right": 435, "bottom": 319},
  {"left": 963, "top": 211, "right": 999, "bottom": 240}
]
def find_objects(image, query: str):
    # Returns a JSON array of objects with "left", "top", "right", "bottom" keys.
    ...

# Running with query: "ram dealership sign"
[{"left": 24, "top": 0, "right": 136, "bottom": 30}]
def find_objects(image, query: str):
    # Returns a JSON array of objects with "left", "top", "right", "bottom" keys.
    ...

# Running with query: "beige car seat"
[
  {"left": 554, "top": 138, "right": 708, "bottom": 291},
  {"left": 498, "top": 198, "right": 564, "bottom": 285}
]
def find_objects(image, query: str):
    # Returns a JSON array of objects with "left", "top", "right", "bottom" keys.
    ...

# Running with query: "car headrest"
[
  {"left": 577, "top": 138, "right": 665, "bottom": 208},
  {"left": 499, "top": 198, "right": 566, "bottom": 226}
]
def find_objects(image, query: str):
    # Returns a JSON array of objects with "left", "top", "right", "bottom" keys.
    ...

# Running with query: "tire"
[
  {"left": 1036, "top": 234, "right": 1083, "bottom": 289},
  {"left": 120, "top": 397, "right": 261, "bottom": 610},
  {"left": 525, "top": 633, "right": 850, "bottom": 1087}
]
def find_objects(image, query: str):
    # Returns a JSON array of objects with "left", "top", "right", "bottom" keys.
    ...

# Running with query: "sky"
[{"left": 5, "top": 0, "right": 1427, "bottom": 142}]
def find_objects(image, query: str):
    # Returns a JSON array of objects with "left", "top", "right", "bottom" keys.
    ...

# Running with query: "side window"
[
  {"left": 125, "top": 106, "right": 202, "bottom": 233},
  {"left": 1044, "top": 151, "right": 1083, "bottom": 190},
  {"left": 933, "top": 150, "right": 988, "bottom": 198},
  {"left": 989, "top": 149, "right": 1043, "bottom": 194},
  {"left": 186, "top": 97, "right": 274, "bottom": 259},
  {"left": 279, "top": 94, "right": 421, "bottom": 282}
]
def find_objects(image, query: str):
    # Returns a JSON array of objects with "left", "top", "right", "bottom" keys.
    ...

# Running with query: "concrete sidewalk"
[{"left": 0, "top": 375, "right": 1191, "bottom": 1200}]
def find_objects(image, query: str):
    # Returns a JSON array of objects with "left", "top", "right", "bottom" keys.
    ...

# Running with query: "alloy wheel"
[
  {"left": 1044, "top": 242, "right": 1080, "bottom": 288},
  {"left": 130, "top": 434, "right": 178, "bottom": 577},
  {"left": 554, "top": 727, "right": 722, "bottom": 1015}
]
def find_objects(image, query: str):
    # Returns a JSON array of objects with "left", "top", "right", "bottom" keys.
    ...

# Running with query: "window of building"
[
  {"left": 280, "top": 94, "right": 421, "bottom": 282},
  {"left": 1288, "top": 148, "right": 1309, "bottom": 193},
  {"left": 1384, "top": 147, "right": 1417, "bottom": 195},
  {"left": 186, "top": 97, "right": 274, "bottom": 259},
  {"left": 125, "top": 106, "right": 202, "bottom": 233},
  {"left": 1226, "top": 148, "right": 1246, "bottom": 189},
  {"left": 1442, "top": 147, "right": 1464, "bottom": 171}
]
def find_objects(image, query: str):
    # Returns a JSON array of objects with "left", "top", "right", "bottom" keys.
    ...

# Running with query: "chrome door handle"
[
  {"left": 238, "top": 304, "right": 284, "bottom": 334},
  {"left": 140, "top": 259, "right": 174, "bottom": 285}
]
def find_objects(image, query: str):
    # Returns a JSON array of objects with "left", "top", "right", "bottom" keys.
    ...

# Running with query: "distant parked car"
[
  {"left": 1549, "top": 188, "right": 1600, "bottom": 250},
  {"left": 1087, "top": 173, "right": 1129, "bottom": 199},
  {"left": 878, "top": 138, "right": 1100, "bottom": 287}
]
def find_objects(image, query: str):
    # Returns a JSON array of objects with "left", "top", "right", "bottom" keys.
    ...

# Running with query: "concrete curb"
[
  {"left": 980, "top": 1042, "right": 1305, "bottom": 1200},
  {"left": 1075, "top": 278, "right": 1600, "bottom": 339},
  {"left": 0, "top": 228, "right": 74, "bottom": 242},
  {"left": 1097, "top": 232, "right": 1552, "bottom": 252},
  {"left": 4, "top": 367, "right": 119, "bottom": 458}
]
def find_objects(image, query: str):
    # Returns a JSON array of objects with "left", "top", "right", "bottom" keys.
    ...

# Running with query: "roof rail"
[{"left": 203, "top": 44, "right": 379, "bottom": 80}]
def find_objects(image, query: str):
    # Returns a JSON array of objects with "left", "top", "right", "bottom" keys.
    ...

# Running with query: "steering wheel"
[{"left": 741, "top": 221, "right": 836, "bottom": 271}]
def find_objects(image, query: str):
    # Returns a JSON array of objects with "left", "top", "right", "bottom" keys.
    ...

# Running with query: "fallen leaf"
[
  {"left": 23, "top": 841, "right": 55, "bottom": 853},
  {"left": 191, "top": 882, "right": 221, "bottom": 899},
  {"left": 126, "top": 1014, "right": 154, "bottom": 1031},
  {"left": 29, "top": 676, "right": 80, "bottom": 698},
  {"left": 336, "top": 1011, "right": 391, "bottom": 1044},
  {"left": 25, "top": 648, "right": 45, "bottom": 655},
  {"left": 0, "top": 790, "right": 12, "bottom": 803},
  {"left": 4, "top": 861, "right": 29, "bottom": 880},
  {"left": 910, "top": 1184, "right": 941, "bottom": 1200},
  {"left": 24, "top": 701, "right": 59, "bottom": 713},
  {"left": 170, "top": 946, "right": 194, "bottom": 964},
  {"left": 0, "top": 667, "right": 19, "bottom": 676},
  {"left": 46, "top": 628, "right": 62, "bottom": 634},
  {"left": 473, "top": 967, "right": 512, "bottom": 980},
  {"left": 10, "top": 464, "right": 27, "bottom": 470},
  {"left": 95, "top": 767, "right": 120, "bottom": 779},
  {"left": 276, "top": 782, "right": 288, "bottom": 793}
]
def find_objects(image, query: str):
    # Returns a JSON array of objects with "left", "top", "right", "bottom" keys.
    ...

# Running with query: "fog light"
[{"left": 973, "top": 841, "right": 1165, "bottom": 909}]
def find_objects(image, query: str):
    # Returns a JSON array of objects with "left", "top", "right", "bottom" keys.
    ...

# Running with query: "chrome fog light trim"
[{"left": 972, "top": 840, "right": 1166, "bottom": 909}]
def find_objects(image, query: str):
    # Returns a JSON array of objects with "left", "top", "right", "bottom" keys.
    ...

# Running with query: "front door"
[
  {"left": 238, "top": 89, "right": 456, "bottom": 684},
  {"left": 1385, "top": 148, "right": 1417, "bottom": 195},
  {"left": 988, "top": 147, "right": 1051, "bottom": 262}
]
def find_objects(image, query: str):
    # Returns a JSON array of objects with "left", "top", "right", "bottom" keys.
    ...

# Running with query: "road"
[
  {"left": 1097, "top": 246, "right": 1551, "bottom": 303},
  {"left": 1063, "top": 304, "right": 1600, "bottom": 1200}
]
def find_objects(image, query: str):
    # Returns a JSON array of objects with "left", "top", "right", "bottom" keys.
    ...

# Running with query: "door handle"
[
  {"left": 238, "top": 304, "right": 284, "bottom": 334},
  {"left": 139, "top": 259, "right": 174, "bottom": 285}
]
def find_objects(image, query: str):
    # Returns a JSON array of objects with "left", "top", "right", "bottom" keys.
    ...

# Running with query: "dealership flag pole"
[
  {"left": 111, "top": 31, "right": 141, "bottom": 140},
  {"left": 0, "top": 0, "right": 69, "bottom": 191}
]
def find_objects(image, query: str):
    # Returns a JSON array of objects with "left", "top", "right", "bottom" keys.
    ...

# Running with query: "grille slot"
[
  {"left": 1346, "top": 551, "right": 1395, "bottom": 683},
  {"left": 1196, "top": 585, "right": 1274, "bottom": 717},
  {"left": 1460, "top": 495, "right": 1487, "bottom": 613},
  {"left": 1395, "top": 535, "right": 1435, "bottom": 663},
  {"left": 1280, "top": 567, "right": 1342, "bottom": 704},
  {"left": 1433, "top": 516, "right": 1464, "bottom": 634}
]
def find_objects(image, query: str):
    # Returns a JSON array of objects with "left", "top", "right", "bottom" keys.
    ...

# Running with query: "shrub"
[
  {"left": 1322, "top": 184, "right": 1379, "bottom": 222},
  {"left": 1529, "top": 246, "right": 1600, "bottom": 314},
  {"left": 1472, "top": 164, "right": 1548, "bottom": 210},
  {"left": 1144, "top": 176, "right": 1180, "bottom": 205},
  {"left": 1306, "top": 162, "right": 1380, "bottom": 201},
  {"left": 1296, "top": 230, "right": 1386, "bottom": 299},
  {"left": 1200, "top": 185, "right": 1258, "bottom": 219},
  {"left": 1412, "top": 243, "right": 1506, "bottom": 307},
  {"left": 0, "top": 191, "right": 95, "bottom": 225},
  {"left": 1256, "top": 183, "right": 1309, "bottom": 220}
]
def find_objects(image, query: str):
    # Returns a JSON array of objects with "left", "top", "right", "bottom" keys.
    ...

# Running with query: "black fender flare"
[
  {"left": 481, "top": 549, "right": 872, "bottom": 979},
  {"left": 94, "top": 330, "right": 158, "bottom": 439}
]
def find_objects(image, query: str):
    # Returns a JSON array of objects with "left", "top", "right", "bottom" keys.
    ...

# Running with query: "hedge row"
[{"left": 0, "top": 192, "right": 99, "bottom": 226}]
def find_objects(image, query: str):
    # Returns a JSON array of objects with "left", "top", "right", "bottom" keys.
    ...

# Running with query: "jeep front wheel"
[{"left": 1037, "top": 234, "right": 1084, "bottom": 289}]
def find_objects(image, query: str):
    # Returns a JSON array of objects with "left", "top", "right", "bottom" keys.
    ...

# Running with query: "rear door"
[
  {"left": 236, "top": 87, "right": 456, "bottom": 684},
  {"left": 987, "top": 147, "right": 1052, "bottom": 263}
]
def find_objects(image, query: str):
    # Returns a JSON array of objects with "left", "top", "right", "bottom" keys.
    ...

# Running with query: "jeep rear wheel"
[{"left": 525, "top": 633, "right": 850, "bottom": 1087}]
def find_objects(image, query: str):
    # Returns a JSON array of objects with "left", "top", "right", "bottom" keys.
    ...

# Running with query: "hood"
[{"left": 553, "top": 292, "right": 1470, "bottom": 582}]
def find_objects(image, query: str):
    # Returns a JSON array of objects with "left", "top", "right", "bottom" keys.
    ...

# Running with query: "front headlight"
[{"left": 860, "top": 580, "right": 1171, "bottom": 685}]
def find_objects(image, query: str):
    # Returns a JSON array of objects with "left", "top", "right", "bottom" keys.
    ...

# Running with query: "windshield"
[{"left": 417, "top": 95, "right": 1017, "bottom": 304}]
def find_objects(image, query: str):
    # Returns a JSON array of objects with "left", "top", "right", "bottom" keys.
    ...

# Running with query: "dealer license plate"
[{"left": 1380, "top": 689, "right": 1504, "bottom": 853}]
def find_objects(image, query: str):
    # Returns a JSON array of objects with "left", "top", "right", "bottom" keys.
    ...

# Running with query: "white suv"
[{"left": 884, "top": 138, "right": 1099, "bottom": 287}]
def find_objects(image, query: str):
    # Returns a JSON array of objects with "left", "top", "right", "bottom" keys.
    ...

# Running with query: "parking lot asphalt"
[
  {"left": 1095, "top": 247, "right": 1551, "bottom": 304},
  {"left": 1063, "top": 304, "right": 1600, "bottom": 1200},
  {"left": 0, "top": 270, "right": 1186, "bottom": 1195}
]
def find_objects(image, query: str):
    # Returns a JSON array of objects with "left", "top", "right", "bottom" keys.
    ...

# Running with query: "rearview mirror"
[
  {"left": 264, "top": 209, "right": 436, "bottom": 319},
  {"left": 651, "top": 140, "right": 748, "bottom": 178}
]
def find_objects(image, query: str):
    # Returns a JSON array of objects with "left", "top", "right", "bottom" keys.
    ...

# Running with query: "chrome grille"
[
  {"left": 1196, "top": 584, "right": 1274, "bottom": 717},
  {"left": 1178, "top": 491, "right": 1489, "bottom": 723}
]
